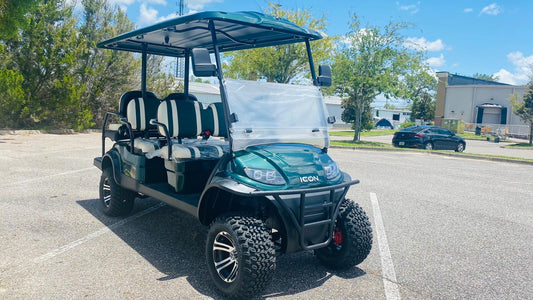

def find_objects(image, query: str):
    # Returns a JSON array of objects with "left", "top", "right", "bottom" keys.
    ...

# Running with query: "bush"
[{"left": 400, "top": 122, "right": 415, "bottom": 128}]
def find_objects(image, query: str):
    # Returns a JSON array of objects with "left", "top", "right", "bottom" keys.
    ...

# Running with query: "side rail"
[{"left": 101, "top": 111, "right": 134, "bottom": 157}]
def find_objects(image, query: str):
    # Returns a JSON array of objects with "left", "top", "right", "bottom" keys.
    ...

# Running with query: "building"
[{"left": 435, "top": 72, "right": 528, "bottom": 135}]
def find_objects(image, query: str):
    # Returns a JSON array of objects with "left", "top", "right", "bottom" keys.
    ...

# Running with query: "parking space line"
[
  {"left": 0, "top": 203, "right": 165, "bottom": 281},
  {"left": 0, "top": 167, "right": 95, "bottom": 188},
  {"left": 370, "top": 192, "right": 401, "bottom": 300}
]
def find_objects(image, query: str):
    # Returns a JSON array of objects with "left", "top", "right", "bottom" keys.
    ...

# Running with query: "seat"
[{"left": 202, "top": 102, "right": 227, "bottom": 138}]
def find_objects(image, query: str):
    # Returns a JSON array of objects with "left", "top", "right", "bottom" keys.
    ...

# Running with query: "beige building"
[{"left": 435, "top": 72, "right": 527, "bottom": 134}]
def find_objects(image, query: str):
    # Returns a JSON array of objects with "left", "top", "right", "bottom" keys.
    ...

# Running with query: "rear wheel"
[
  {"left": 315, "top": 199, "right": 372, "bottom": 269},
  {"left": 424, "top": 142, "right": 433, "bottom": 150},
  {"left": 206, "top": 214, "right": 276, "bottom": 298},
  {"left": 99, "top": 168, "right": 135, "bottom": 216},
  {"left": 455, "top": 142, "right": 465, "bottom": 152}
]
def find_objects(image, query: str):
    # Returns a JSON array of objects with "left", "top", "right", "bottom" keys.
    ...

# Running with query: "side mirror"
[
  {"left": 327, "top": 116, "right": 336, "bottom": 124},
  {"left": 317, "top": 65, "right": 332, "bottom": 87},
  {"left": 191, "top": 48, "right": 217, "bottom": 77}
]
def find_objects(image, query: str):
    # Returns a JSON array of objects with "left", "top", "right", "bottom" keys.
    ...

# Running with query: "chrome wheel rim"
[
  {"left": 102, "top": 178, "right": 111, "bottom": 207},
  {"left": 457, "top": 143, "right": 464, "bottom": 152},
  {"left": 425, "top": 143, "right": 433, "bottom": 150},
  {"left": 212, "top": 231, "right": 238, "bottom": 283}
]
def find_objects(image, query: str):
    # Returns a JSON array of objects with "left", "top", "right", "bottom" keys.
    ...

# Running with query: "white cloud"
[
  {"left": 147, "top": 0, "right": 167, "bottom": 4},
  {"left": 493, "top": 51, "right": 533, "bottom": 85},
  {"left": 108, "top": 0, "right": 136, "bottom": 5},
  {"left": 425, "top": 54, "right": 446, "bottom": 67},
  {"left": 188, "top": 0, "right": 223, "bottom": 10},
  {"left": 404, "top": 37, "right": 447, "bottom": 52},
  {"left": 480, "top": 3, "right": 503, "bottom": 16},
  {"left": 396, "top": 1, "right": 421, "bottom": 14},
  {"left": 139, "top": 3, "right": 159, "bottom": 26},
  {"left": 463, "top": 8, "right": 473, "bottom": 13}
]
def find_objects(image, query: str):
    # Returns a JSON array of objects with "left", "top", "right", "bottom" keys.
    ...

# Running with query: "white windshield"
[{"left": 225, "top": 79, "right": 330, "bottom": 151}]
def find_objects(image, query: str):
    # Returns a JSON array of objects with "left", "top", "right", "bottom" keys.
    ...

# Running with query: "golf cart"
[{"left": 93, "top": 11, "right": 372, "bottom": 298}]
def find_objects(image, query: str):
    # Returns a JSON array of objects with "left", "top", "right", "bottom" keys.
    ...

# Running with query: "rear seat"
[
  {"left": 107, "top": 91, "right": 162, "bottom": 152},
  {"left": 146, "top": 100, "right": 229, "bottom": 160}
]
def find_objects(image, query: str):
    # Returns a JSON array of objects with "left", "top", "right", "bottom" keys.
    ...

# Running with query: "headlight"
[
  {"left": 323, "top": 161, "right": 340, "bottom": 180},
  {"left": 243, "top": 167, "right": 286, "bottom": 185}
]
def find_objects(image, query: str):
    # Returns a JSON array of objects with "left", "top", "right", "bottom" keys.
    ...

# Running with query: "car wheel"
[
  {"left": 455, "top": 142, "right": 465, "bottom": 152},
  {"left": 206, "top": 214, "right": 276, "bottom": 298},
  {"left": 424, "top": 142, "right": 433, "bottom": 150},
  {"left": 99, "top": 168, "right": 135, "bottom": 216},
  {"left": 315, "top": 199, "right": 373, "bottom": 270}
]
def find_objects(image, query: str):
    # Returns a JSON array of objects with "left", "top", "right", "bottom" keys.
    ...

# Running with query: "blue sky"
[{"left": 78, "top": 0, "right": 533, "bottom": 86}]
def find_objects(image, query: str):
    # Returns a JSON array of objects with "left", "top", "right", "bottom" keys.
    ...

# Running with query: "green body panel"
[
  {"left": 115, "top": 143, "right": 146, "bottom": 182},
  {"left": 229, "top": 144, "right": 342, "bottom": 190}
]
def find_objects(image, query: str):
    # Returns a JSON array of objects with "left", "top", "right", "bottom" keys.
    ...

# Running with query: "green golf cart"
[{"left": 93, "top": 11, "right": 372, "bottom": 298}]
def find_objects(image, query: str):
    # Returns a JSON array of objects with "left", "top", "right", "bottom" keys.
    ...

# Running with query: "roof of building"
[{"left": 437, "top": 72, "right": 510, "bottom": 86}]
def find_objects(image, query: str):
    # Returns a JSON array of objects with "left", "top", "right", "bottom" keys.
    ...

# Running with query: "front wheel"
[
  {"left": 315, "top": 199, "right": 372, "bottom": 270},
  {"left": 455, "top": 142, "right": 465, "bottom": 152},
  {"left": 99, "top": 168, "right": 135, "bottom": 216},
  {"left": 206, "top": 214, "right": 276, "bottom": 299},
  {"left": 424, "top": 142, "right": 433, "bottom": 150}
]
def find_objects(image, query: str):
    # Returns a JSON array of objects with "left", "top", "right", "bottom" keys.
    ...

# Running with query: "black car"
[{"left": 392, "top": 125, "right": 466, "bottom": 152}]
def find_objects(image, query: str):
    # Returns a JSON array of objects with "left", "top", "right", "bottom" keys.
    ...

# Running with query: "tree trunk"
[
  {"left": 529, "top": 122, "right": 533, "bottom": 146},
  {"left": 352, "top": 98, "right": 363, "bottom": 142}
]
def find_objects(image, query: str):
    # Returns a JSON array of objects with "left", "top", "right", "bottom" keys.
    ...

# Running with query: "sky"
[{"left": 82, "top": 0, "right": 533, "bottom": 86}]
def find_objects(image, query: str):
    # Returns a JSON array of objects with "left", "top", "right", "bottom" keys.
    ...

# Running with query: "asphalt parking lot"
[{"left": 1, "top": 132, "right": 532, "bottom": 299}]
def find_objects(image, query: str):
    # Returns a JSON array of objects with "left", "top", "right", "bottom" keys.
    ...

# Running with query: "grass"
[
  {"left": 330, "top": 139, "right": 533, "bottom": 163},
  {"left": 330, "top": 140, "right": 391, "bottom": 148},
  {"left": 329, "top": 129, "right": 397, "bottom": 137},
  {"left": 506, "top": 143, "right": 533, "bottom": 148}
]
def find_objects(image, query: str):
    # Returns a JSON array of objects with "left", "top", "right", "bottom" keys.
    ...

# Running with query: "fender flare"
[{"left": 101, "top": 150, "right": 122, "bottom": 184}]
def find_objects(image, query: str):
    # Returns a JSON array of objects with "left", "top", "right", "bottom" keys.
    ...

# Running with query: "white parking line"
[
  {"left": 0, "top": 203, "right": 165, "bottom": 281},
  {"left": 370, "top": 192, "right": 401, "bottom": 300},
  {"left": 0, "top": 167, "right": 95, "bottom": 188}
]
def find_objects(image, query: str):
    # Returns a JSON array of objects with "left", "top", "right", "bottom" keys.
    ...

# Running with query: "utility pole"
[{"left": 175, "top": 0, "right": 186, "bottom": 78}]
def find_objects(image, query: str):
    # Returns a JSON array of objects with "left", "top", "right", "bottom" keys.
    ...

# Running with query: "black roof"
[{"left": 442, "top": 73, "right": 510, "bottom": 86}]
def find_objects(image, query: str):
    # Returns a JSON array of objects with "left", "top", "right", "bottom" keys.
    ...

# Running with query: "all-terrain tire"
[
  {"left": 315, "top": 199, "right": 372, "bottom": 270},
  {"left": 206, "top": 214, "right": 276, "bottom": 299},
  {"left": 99, "top": 168, "right": 135, "bottom": 216}
]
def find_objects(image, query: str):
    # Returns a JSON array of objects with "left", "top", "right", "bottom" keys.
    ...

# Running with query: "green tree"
[
  {"left": 473, "top": 73, "right": 498, "bottom": 82},
  {"left": 333, "top": 14, "right": 427, "bottom": 141},
  {"left": 510, "top": 83, "right": 533, "bottom": 145},
  {"left": 78, "top": 0, "right": 139, "bottom": 126},
  {"left": 0, "top": 0, "right": 41, "bottom": 40},
  {"left": 0, "top": 68, "right": 25, "bottom": 127},
  {"left": 410, "top": 91, "right": 435, "bottom": 122},
  {"left": 223, "top": 2, "right": 335, "bottom": 83},
  {"left": 4, "top": 1, "right": 89, "bottom": 129}
]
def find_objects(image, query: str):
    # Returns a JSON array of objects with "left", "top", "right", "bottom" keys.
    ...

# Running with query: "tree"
[
  {"left": 332, "top": 14, "right": 427, "bottom": 141},
  {"left": 410, "top": 91, "right": 435, "bottom": 122},
  {"left": 4, "top": 1, "right": 89, "bottom": 129},
  {"left": 223, "top": 2, "right": 335, "bottom": 83},
  {"left": 473, "top": 73, "right": 498, "bottom": 82},
  {"left": 510, "top": 83, "right": 533, "bottom": 145},
  {"left": 78, "top": 0, "right": 139, "bottom": 126},
  {"left": 0, "top": 0, "right": 41, "bottom": 40}
]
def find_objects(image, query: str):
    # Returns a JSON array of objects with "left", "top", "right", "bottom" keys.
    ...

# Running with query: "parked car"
[{"left": 392, "top": 126, "right": 466, "bottom": 152}]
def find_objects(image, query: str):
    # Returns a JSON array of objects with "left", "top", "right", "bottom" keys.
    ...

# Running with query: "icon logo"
[{"left": 299, "top": 175, "right": 320, "bottom": 183}]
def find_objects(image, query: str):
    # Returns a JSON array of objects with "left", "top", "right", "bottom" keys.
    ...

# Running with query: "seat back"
[
  {"left": 119, "top": 91, "right": 160, "bottom": 131},
  {"left": 163, "top": 92, "right": 198, "bottom": 102},
  {"left": 157, "top": 99, "right": 202, "bottom": 138},
  {"left": 202, "top": 102, "right": 227, "bottom": 138}
]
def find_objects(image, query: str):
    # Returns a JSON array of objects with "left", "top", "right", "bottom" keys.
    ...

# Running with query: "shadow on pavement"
[{"left": 77, "top": 198, "right": 366, "bottom": 299}]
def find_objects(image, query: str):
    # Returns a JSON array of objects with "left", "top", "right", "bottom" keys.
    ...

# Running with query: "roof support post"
[
  {"left": 305, "top": 39, "right": 318, "bottom": 86},
  {"left": 209, "top": 20, "right": 233, "bottom": 151},
  {"left": 184, "top": 49, "right": 190, "bottom": 95},
  {"left": 141, "top": 43, "right": 147, "bottom": 99}
]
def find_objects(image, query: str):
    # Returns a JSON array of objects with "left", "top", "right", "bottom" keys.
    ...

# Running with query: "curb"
[
  {"left": 0, "top": 129, "right": 100, "bottom": 135},
  {"left": 329, "top": 145, "right": 533, "bottom": 166}
]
